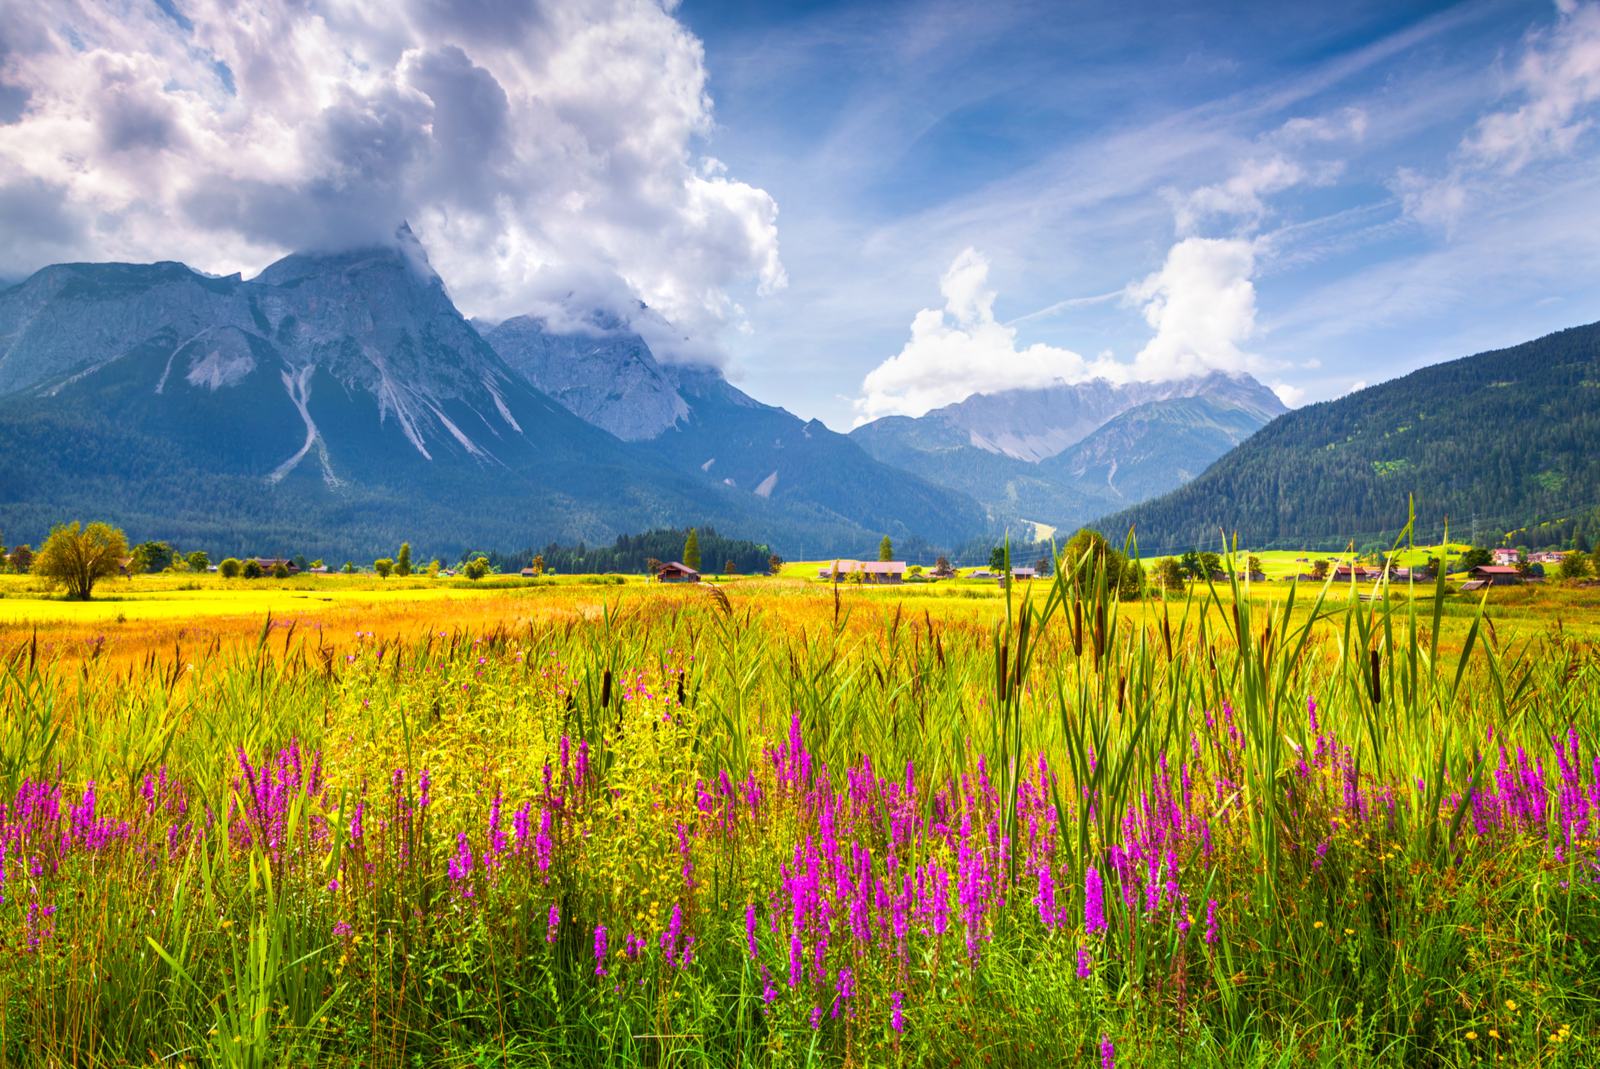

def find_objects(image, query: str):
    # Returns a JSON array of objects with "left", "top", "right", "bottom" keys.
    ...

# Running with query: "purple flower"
[
  {"left": 1085, "top": 865, "right": 1106, "bottom": 936},
  {"left": 547, "top": 903, "right": 560, "bottom": 944},
  {"left": 1100, "top": 1033, "right": 1116, "bottom": 1069},
  {"left": 1205, "top": 899, "right": 1218, "bottom": 946},
  {"left": 746, "top": 901, "right": 759, "bottom": 960},
  {"left": 594, "top": 924, "right": 608, "bottom": 976},
  {"left": 1077, "top": 943, "right": 1092, "bottom": 979},
  {"left": 890, "top": 990, "right": 905, "bottom": 1034}
]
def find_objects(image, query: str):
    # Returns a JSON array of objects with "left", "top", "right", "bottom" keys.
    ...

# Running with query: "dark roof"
[{"left": 660, "top": 561, "right": 699, "bottom": 575}]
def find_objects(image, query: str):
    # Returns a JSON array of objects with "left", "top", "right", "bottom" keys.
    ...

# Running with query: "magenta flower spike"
[
  {"left": 546, "top": 902, "right": 559, "bottom": 943},
  {"left": 1085, "top": 865, "right": 1106, "bottom": 936},
  {"left": 1100, "top": 1033, "right": 1116, "bottom": 1069},
  {"left": 594, "top": 924, "right": 608, "bottom": 976}
]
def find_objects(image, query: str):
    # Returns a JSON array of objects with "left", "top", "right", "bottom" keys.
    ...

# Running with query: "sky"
[{"left": 3, "top": 1, "right": 1600, "bottom": 430}]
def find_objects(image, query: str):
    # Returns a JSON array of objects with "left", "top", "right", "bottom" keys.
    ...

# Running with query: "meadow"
[{"left": 1, "top": 557, "right": 1597, "bottom": 1067}]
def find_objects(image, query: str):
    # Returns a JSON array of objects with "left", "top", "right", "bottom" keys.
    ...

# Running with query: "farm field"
[{"left": 1, "top": 561, "right": 1598, "bottom": 1066}]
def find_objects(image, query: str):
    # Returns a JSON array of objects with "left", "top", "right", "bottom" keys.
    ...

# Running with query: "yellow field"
[{"left": 6, "top": 562, "right": 1600, "bottom": 677}]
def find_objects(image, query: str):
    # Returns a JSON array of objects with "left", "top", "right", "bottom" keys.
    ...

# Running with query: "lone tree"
[
  {"left": 879, "top": 536, "right": 894, "bottom": 562},
  {"left": 9, "top": 545, "right": 33, "bottom": 573},
  {"left": 683, "top": 528, "right": 701, "bottom": 571},
  {"left": 767, "top": 554, "right": 783, "bottom": 575},
  {"left": 219, "top": 557, "right": 243, "bottom": 578},
  {"left": 374, "top": 558, "right": 394, "bottom": 578},
  {"left": 725, "top": 558, "right": 737, "bottom": 575},
  {"left": 464, "top": 556, "right": 490, "bottom": 580},
  {"left": 35, "top": 521, "right": 129, "bottom": 600},
  {"left": 396, "top": 542, "right": 412, "bottom": 577}
]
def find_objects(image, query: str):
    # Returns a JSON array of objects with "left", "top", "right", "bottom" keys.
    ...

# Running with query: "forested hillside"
[{"left": 1094, "top": 321, "right": 1600, "bottom": 552}]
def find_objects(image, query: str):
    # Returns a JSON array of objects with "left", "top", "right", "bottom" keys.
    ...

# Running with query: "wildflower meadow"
[{"left": 0, "top": 546, "right": 1597, "bottom": 1067}]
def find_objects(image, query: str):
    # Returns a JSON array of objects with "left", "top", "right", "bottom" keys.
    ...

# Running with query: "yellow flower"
[
  {"left": 1489, "top": 1031, "right": 1500, "bottom": 1038},
  {"left": 1344, "top": 928, "right": 1355, "bottom": 935},
  {"left": 1314, "top": 921, "right": 1325, "bottom": 929},
  {"left": 1466, "top": 1032, "right": 1478, "bottom": 1041},
  {"left": 1506, "top": 1001, "right": 1518, "bottom": 1011}
]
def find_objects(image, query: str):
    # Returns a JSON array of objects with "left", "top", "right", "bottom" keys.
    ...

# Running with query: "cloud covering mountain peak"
[{"left": 0, "top": 0, "right": 784, "bottom": 356}]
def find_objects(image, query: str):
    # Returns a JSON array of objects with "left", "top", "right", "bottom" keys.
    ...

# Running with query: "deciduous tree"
[
  {"left": 396, "top": 542, "right": 412, "bottom": 577},
  {"left": 243, "top": 560, "right": 264, "bottom": 579},
  {"left": 219, "top": 558, "right": 242, "bottom": 578},
  {"left": 374, "top": 559, "right": 394, "bottom": 578},
  {"left": 35, "top": 521, "right": 129, "bottom": 600}
]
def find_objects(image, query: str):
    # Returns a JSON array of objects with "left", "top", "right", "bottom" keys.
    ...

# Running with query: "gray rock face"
[
  {"left": 911, "top": 372, "right": 1287, "bottom": 462},
  {"left": 847, "top": 372, "right": 1290, "bottom": 530},
  {"left": 0, "top": 227, "right": 538, "bottom": 477},
  {"left": 478, "top": 311, "right": 763, "bottom": 440}
]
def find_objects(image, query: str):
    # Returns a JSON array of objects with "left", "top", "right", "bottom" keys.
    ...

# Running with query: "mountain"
[
  {"left": 0, "top": 239, "right": 990, "bottom": 560},
  {"left": 479, "top": 313, "right": 990, "bottom": 551},
  {"left": 1094, "top": 321, "right": 1600, "bottom": 553},
  {"left": 848, "top": 373, "right": 1286, "bottom": 530}
]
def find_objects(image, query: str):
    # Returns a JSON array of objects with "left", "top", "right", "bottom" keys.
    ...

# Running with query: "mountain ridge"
[{"left": 1093, "top": 321, "right": 1600, "bottom": 552}]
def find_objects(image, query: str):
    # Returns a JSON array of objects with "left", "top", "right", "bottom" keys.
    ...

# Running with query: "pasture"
[{"left": 0, "top": 561, "right": 1597, "bottom": 1066}]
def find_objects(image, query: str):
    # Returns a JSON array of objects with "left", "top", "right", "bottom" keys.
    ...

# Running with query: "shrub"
[
  {"left": 242, "top": 560, "right": 263, "bottom": 579},
  {"left": 219, "top": 558, "right": 243, "bottom": 579}
]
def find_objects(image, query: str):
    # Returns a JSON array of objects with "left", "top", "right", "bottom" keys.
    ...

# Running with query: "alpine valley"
[{"left": 0, "top": 233, "right": 1290, "bottom": 561}]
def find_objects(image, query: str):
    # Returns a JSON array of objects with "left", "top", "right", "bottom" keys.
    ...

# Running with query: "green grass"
[{"left": 0, "top": 547, "right": 1597, "bottom": 1067}]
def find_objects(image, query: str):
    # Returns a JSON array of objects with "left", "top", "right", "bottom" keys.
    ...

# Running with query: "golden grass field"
[{"left": 4, "top": 557, "right": 1596, "bottom": 671}]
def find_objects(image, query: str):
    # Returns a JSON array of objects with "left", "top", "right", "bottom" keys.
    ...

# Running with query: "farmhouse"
[
  {"left": 656, "top": 562, "right": 700, "bottom": 583},
  {"left": 1491, "top": 548, "right": 1521, "bottom": 566},
  {"left": 1467, "top": 565, "right": 1521, "bottom": 587},
  {"left": 840, "top": 560, "right": 907, "bottom": 583}
]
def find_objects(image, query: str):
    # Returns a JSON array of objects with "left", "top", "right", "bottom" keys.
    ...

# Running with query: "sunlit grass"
[{"left": 0, "top": 552, "right": 1597, "bottom": 1066}]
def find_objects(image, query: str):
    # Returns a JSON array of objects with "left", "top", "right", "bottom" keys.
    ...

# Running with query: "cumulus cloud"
[
  {"left": 853, "top": 249, "right": 1130, "bottom": 422},
  {"left": 0, "top": 0, "right": 784, "bottom": 354},
  {"left": 858, "top": 205, "right": 1282, "bottom": 421},
  {"left": 1125, "top": 237, "right": 1264, "bottom": 379}
]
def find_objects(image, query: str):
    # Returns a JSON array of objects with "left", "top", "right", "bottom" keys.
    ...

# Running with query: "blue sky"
[
  {"left": 3, "top": 0, "right": 1599, "bottom": 431},
  {"left": 676, "top": 0, "right": 1600, "bottom": 427}
]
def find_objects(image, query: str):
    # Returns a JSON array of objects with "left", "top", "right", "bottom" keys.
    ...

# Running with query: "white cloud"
[
  {"left": 1270, "top": 381, "right": 1307, "bottom": 407},
  {"left": 855, "top": 238, "right": 1277, "bottom": 423},
  {"left": 1125, "top": 236, "right": 1264, "bottom": 379},
  {"left": 1396, "top": 1, "right": 1600, "bottom": 228},
  {"left": 0, "top": 0, "right": 784, "bottom": 355},
  {"left": 853, "top": 248, "right": 1129, "bottom": 422},
  {"left": 1466, "top": 0, "right": 1600, "bottom": 171},
  {"left": 1172, "top": 156, "right": 1309, "bottom": 236}
]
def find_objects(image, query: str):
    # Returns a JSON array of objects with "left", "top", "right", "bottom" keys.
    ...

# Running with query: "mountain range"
[
  {"left": 849, "top": 374, "right": 1286, "bottom": 532},
  {"left": 0, "top": 232, "right": 1290, "bottom": 561},
  {"left": 1096, "top": 321, "right": 1600, "bottom": 553}
]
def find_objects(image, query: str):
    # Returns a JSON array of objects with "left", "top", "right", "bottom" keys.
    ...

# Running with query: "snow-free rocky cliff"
[{"left": 0, "top": 235, "right": 990, "bottom": 558}]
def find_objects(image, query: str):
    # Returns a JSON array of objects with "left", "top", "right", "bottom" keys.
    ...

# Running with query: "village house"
[
  {"left": 1528, "top": 551, "right": 1567, "bottom": 565},
  {"left": 656, "top": 562, "right": 700, "bottom": 583},
  {"left": 1491, "top": 548, "right": 1521, "bottom": 566},
  {"left": 1460, "top": 565, "right": 1522, "bottom": 591},
  {"left": 817, "top": 560, "right": 908, "bottom": 583}
]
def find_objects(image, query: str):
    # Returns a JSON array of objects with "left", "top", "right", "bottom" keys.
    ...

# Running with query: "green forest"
[{"left": 1096, "top": 321, "right": 1600, "bottom": 553}]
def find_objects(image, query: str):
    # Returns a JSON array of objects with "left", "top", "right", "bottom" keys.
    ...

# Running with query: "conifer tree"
[
  {"left": 879, "top": 535, "right": 893, "bottom": 561},
  {"left": 683, "top": 528, "right": 701, "bottom": 570},
  {"left": 396, "top": 542, "right": 412, "bottom": 577}
]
